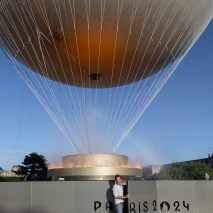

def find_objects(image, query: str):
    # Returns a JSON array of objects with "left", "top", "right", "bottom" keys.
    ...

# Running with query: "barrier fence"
[{"left": 0, "top": 181, "right": 213, "bottom": 213}]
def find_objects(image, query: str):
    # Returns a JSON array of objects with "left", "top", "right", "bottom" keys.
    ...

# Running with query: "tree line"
[
  {"left": 148, "top": 161, "right": 213, "bottom": 180},
  {"left": 0, "top": 152, "right": 48, "bottom": 181},
  {"left": 1, "top": 152, "right": 213, "bottom": 181},
  {"left": 163, "top": 161, "right": 213, "bottom": 180}
]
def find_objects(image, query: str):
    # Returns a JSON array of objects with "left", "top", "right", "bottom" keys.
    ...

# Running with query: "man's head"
[{"left": 115, "top": 174, "right": 122, "bottom": 185}]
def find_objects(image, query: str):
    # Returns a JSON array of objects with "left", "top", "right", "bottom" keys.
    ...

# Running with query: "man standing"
[{"left": 112, "top": 174, "right": 128, "bottom": 213}]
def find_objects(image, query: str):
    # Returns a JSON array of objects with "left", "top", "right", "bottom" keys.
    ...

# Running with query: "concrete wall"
[
  {"left": 0, "top": 181, "right": 213, "bottom": 213},
  {"left": 128, "top": 181, "right": 213, "bottom": 213}
]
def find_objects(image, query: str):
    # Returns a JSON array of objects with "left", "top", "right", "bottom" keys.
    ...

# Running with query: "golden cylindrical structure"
[
  {"left": 48, "top": 154, "right": 142, "bottom": 180},
  {"left": 62, "top": 154, "right": 128, "bottom": 168}
]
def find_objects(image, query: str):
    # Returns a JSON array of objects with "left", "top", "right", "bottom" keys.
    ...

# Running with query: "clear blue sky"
[{"left": 0, "top": 21, "right": 212, "bottom": 170}]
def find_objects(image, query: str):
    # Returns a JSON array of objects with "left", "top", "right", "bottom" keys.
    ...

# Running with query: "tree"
[
  {"left": 164, "top": 163, "right": 186, "bottom": 180},
  {"left": 0, "top": 166, "right": 3, "bottom": 171},
  {"left": 14, "top": 152, "right": 48, "bottom": 181},
  {"left": 0, "top": 176, "right": 21, "bottom": 182},
  {"left": 164, "top": 161, "right": 213, "bottom": 180}
]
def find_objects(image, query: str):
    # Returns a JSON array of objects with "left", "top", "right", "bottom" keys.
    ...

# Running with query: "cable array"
[{"left": 0, "top": 0, "right": 212, "bottom": 153}]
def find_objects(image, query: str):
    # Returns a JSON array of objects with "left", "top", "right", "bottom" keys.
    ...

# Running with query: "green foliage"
[
  {"left": 14, "top": 152, "right": 48, "bottom": 181},
  {"left": 164, "top": 161, "right": 213, "bottom": 180},
  {"left": 0, "top": 176, "right": 21, "bottom": 182}
]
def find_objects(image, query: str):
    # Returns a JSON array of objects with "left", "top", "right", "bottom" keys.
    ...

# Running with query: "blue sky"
[{"left": 0, "top": 21, "right": 212, "bottom": 170}]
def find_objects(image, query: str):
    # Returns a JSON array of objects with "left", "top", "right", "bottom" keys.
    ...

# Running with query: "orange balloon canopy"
[{"left": 0, "top": 0, "right": 212, "bottom": 87}]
